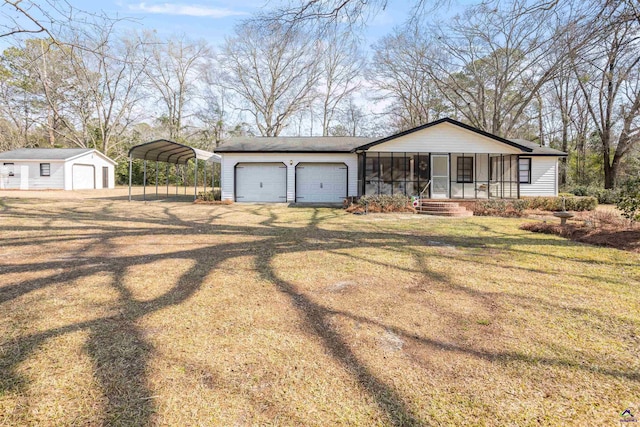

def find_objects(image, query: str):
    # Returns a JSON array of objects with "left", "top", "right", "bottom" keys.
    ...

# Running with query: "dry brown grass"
[{"left": 1, "top": 190, "right": 639, "bottom": 426}]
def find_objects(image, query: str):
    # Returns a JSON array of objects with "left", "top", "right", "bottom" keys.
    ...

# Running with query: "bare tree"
[
  {"left": 142, "top": 33, "right": 212, "bottom": 141},
  {"left": 423, "top": 0, "right": 567, "bottom": 137},
  {"left": 369, "top": 24, "right": 448, "bottom": 131},
  {"left": 318, "top": 28, "right": 363, "bottom": 136},
  {"left": 63, "top": 27, "right": 149, "bottom": 155},
  {"left": 221, "top": 20, "right": 321, "bottom": 136},
  {"left": 265, "top": 0, "right": 440, "bottom": 29},
  {"left": 571, "top": 1, "right": 640, "bottom": 188},
  {"left": 329, "top": 96, "right": 368, "bottom": 136}
]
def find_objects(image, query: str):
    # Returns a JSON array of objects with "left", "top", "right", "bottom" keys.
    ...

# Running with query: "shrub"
[
  {"left": 349, "top": 194, "right": 415, "bottom": 213},
  {"left": 473, "top": 199, "right": 527, "bottom": 217},
  {"left": 564, "top": 185, "right": 620, "bottom": 204},
  {"left": 197, "top": 189, "right": 221, "bottom": 201},
  {"left": 523, "top": 196, "right": 597, "bottom": 211},
  {"left": 616, "top": 178, "right": 640, "bottom": 224}
]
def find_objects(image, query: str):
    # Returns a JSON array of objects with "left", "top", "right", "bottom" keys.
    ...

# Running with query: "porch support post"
[
  {"left": 474, "top": 154, "right": 477, "bottom": 199},
  {"left": 517, "top": 155, "right": 521, "bottom": 199},
  {"left": 194, "top": 158, "right": 198, "bottom": 201},
  {"left": 143, "top": 160, "right": 147, "bottom": 201},
  {"left": 155, "top": 161, "right": 159, "bottom": 199},
  {"left": 128, "top": 156, "right": 132, "bottom": 202},
  {"left": 487, "top": 154, "right": 490, "bottom": 199}
]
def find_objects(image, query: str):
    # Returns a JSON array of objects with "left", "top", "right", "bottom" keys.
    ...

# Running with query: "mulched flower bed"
[{"left": 520, "top": 221, "right": 640, "bottom": 252}]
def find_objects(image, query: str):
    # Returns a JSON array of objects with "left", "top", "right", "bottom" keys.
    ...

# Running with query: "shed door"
[
  {"left": 296, "top": 163, "right": 347, "bottom": 203},
  {"left": 72, "top": 164, "right": 95, "bottom": 190},
  {"left": 235, "top": 163, "right": 287, "bottom": 202}
]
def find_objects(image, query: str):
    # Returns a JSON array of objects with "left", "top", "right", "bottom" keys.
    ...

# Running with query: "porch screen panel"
[
  {"left": 490, "top": 156, "right": 501, "bottom": 198},
  {"left": 406, "top": 153, "right": 418, "bottom": 195},
  {"left": 379, "top": 153, "right": 392, "bottom": 195},
  {"left": 503, "top": 157, "right": 512, "bottom": 198},
  {"left": 450, "top": 154, "right": 461, "bottom": 198},
  {"left": 365, "top": 153, "right": 379, "bottom": 195},
  {"left": 476, "top": 154, "right": 490, "bottom": 198},
  {"left": 417, "top": 154, "right": 430, "bottom": 195}
]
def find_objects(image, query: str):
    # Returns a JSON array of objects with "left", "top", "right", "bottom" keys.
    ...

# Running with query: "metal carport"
[{"left": 127, "top": 139, "right": 221, "bottom": 201}]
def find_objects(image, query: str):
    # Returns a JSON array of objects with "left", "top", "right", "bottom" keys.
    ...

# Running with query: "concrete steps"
[{"left": 415, "top": 200, "right": 474, "bottom": 217}]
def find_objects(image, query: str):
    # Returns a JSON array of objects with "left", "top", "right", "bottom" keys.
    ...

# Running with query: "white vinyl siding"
[
  {"left": 0, "top": 161, "right": 65, "bottom": 190},
  {"left": 519, "top": 157, "right": 558, "bottom": 196},
  {"left": 221, "top": 153, "right": 357, "bottom": 202},
  {"left": 368, "top": 122, "right": 521, "bottom": 154}
]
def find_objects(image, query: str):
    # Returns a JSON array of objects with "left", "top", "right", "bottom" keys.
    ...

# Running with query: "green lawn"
[{"left": 0, "top": 195, "right": 638, "bottom": 426}]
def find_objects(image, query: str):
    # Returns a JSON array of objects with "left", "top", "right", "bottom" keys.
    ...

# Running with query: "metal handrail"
[{"left": 419, "top": 180, "right": 431, "bottom": 198}]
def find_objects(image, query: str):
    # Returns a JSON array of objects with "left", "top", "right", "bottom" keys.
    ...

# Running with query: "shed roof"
[
  {"left": 0, "top": 148, "right": 94, "bottom": 160},
  {"left": 215, "top": 136, "right": 375, "bottom": 153},
  {"left": 128, "top": 140, "right": 221, "bottom": 164}
]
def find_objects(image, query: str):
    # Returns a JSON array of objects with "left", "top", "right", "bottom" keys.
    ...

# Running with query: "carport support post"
[
  {"left": 194, "top": 158, "right": 198, "bottom": 201},
  {"left": 175, "top": 164, "right": 178, "bottom": 196},
  {"left": 166, "top": 163, "right": 169, "bottom": 198},
  {"left": 203, "top": 162, "right": 207, "bottom": 194},
  {"left": 128, "top": 156, "right": 132, "bottom": 202},
  {"left": 143, "top": 160, "right": 147, "bottom": 201},
  {"left": 155, "top": 161, "right": 159, "bottom": 200}
]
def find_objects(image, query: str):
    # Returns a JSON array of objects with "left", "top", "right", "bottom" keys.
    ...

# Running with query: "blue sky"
[{"left": 58, "top": 0, "right": 467, "bottom": 47}]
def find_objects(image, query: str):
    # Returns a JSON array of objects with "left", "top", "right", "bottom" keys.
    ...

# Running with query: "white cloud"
[{"left": 129, "top": 2, "right": 248, "bottom": 18}]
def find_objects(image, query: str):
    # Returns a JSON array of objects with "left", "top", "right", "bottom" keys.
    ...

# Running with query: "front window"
[
  {"left": 456, "top": 157, "right": 473, "bottom": 183},
  {"left": 519, "top": 158, "right": 531, "bottom": 184},
  {"left": 40, "top": 163, "right": 50, "bottom": 177}
]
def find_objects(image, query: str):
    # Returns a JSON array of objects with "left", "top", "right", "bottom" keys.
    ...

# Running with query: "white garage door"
[
  {"left": 235, "top": 163, "right": 287, "bottom": 202},
  {"left": 72, "top": 164, "right": 95, "bottom": 190},
  {"left": 296, "top": 163, "right": 347, "bottom": 203}
]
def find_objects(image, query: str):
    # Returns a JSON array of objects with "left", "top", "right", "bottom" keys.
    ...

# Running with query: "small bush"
[
  {"left": 617, "top": 178, "right": 640, "bottom": 224},
  {"left": 347, "top": 194, "right": 415, "bottom": 213},
  {"left": 565, "top": 185, "right": 620, "bottom": 204},
  {"left": 523, "top": 196, "right": 597, "bottom": 211},
  {"left": 197, "top": 189, "right": 221, "bottom": 201},
  {"left": 473, "top": 199, "right": 527, "bottom": 217}
]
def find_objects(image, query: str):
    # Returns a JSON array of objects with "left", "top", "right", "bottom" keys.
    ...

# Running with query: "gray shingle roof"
[
  {"left": 508, "top": 139, "right": 567, "bottom": 156},
  {"left": 0, "top": 148, "right": 93, "bottom": 160},
  {"left": 216, "top": 136, "right": 376, "bottom": 152}
]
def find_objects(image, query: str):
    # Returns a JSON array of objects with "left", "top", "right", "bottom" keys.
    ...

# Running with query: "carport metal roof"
[{"left": 128, "top": 139, "right": 221, "bottom": 164}]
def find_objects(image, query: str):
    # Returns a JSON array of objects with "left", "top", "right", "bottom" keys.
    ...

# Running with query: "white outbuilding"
[{"left": 0, "top": 148, "right": 116, "bottom": 190}]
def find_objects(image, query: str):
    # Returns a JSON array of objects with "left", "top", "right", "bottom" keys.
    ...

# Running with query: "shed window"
[
  {"left": 456, "top": 157, "right": 473, "bottom": 183},
  {"left": 3, "top": 162, "right": 15, "bottom": 176},
  {"left": 40, "top": 163, "right": 51, "bottom": 177},
  {"left": 519, "top": 158, "right": 531, "bottom": 184}
]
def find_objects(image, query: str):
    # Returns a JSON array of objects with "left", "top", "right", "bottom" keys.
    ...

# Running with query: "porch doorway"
[{"left": 431, "top": 155, "right": 449, "bottom": 199}]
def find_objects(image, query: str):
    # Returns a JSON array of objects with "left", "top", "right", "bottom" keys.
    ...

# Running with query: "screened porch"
[{"left": 358, "top": 152, "right": 526, "bottom": 199}]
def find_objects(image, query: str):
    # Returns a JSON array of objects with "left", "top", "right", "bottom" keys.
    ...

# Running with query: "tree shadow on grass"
[{"left": 1, "top": 200, "right": 638, "bottom": 425}]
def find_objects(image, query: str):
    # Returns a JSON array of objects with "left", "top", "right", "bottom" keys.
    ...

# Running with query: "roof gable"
[{"left": 354, "top": 118, "right": 533, "bottom": 153}]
